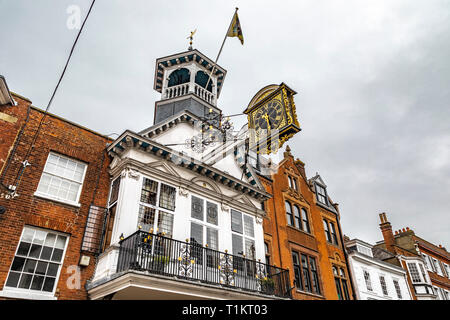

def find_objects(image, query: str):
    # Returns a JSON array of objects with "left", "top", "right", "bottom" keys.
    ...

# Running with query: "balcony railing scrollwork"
[{"left": 117, "top": 231, "right": 292, "bottom": 298}]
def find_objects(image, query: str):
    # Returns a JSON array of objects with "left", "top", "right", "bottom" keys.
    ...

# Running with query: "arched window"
[
  {"left": 195, "top": 71, "right": 213, "bottom": 92},
  {"left": 168, "top": 68, "right": 190, "bottom": 87},
  {"left": 293, "top": 205, "right": 301, "bottom": 229},
  {"left": 285, "top": 201, "right": 294, "bottom": 226},
  {"left": 301, "top": 208, "right": 310, "bottom": 233}
]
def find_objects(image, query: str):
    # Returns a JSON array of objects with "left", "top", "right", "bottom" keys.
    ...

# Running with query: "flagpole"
[{"left": 204, "top": 7, "right": 239, "bottom": 99}]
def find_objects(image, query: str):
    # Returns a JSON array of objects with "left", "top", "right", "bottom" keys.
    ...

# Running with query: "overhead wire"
[{"left": 11, "top": 0, "right": 97, "bottom": 192}]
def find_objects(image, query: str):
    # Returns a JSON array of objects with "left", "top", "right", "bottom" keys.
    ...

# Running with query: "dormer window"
[
  {"left": 316, "top": 184, "right": 328, "bottom": 205},
  {"left": 356, "top": 244, "right": 373, "bottom": 257}
]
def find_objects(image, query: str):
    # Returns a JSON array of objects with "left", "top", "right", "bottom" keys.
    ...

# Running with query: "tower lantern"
[{"left": 153, "top": 49, "right": 227, "bottom": 125}]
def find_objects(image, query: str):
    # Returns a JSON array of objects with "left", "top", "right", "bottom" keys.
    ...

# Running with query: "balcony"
[
  {"left": 163, "top": 83, "right": 215, "bottom": 105},
  {"left": 91, "top": 231, "right": 291, "bottom": 299}
]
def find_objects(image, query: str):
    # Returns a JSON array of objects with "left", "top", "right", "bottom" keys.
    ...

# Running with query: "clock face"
[{"left": 253, "top": 99, "right": 284, "bottom": 133}]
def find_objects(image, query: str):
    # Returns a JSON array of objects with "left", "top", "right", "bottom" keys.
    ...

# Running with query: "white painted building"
[
  {"left": 346, "top": 239, "right": 413, "bottom": 300},
  {"left": 86, "top": 48, "right": 291, "bottom": 300}
]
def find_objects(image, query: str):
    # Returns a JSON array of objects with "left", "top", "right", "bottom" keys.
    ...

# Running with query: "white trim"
[
  {"left": 3, "top": 226, "right": 70, "bottom": 297},
  {"left": 0, "top": 288, "right": 57, "bottom": 300},
  {"left": 35, "top": 152, "right": 88, "bottom": 205},
  {"left": 33, "top": 191, "right": 81, "bottom": 208}
]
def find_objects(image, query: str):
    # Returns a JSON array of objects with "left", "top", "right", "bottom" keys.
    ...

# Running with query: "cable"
[{"left": 12, "top": 0, "right": 96, "bottom": 191}]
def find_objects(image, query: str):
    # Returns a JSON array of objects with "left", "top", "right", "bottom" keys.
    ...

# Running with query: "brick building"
[
  {"left": 374, "top": 213, "right": 450, "bottom": 300},
  {"left": 0, "top": 76, "right": 112, "bottom": 300},
  {"left": 258, "top": 146, "right": 355, "bottom": 300}
]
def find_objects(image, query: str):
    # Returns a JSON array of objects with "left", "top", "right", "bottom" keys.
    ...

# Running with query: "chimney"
[{"left": 379, "top": 212, "right": 396, "bottom": 254}]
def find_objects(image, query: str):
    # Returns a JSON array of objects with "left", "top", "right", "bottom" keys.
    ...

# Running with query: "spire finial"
[{"left": 187, "top": 29, "right": 197, "bottom": 50}]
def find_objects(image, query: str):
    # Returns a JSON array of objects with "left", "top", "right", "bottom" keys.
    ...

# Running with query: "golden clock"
[{"left": 244, "top": 83, "right": 301, "bottom": 154}]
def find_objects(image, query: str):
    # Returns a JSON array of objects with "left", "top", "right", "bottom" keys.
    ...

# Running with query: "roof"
[
  {"left": 153, "top": 49, "right": 227, "bottom": 97},
  {"left": 0, "top": 75, "right": 14, "bottom": 106},
  {"left": 107, "top": 128, "right": 271, "bottom": 201}
]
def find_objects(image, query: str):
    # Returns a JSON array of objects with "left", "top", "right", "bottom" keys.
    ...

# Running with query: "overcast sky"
[{"left": 1, "top": 0, "right": 449, "bottom": 247}]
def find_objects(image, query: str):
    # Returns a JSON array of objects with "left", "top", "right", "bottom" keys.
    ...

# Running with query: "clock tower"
[{"left": 152, "top": 49, "right": 227, "bottom": 125}]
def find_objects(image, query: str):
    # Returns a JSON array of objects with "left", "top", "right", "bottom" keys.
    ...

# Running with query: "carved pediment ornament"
[
  {"left": 120, "top": 167, "right": 140, "bottom": 180},
  {"left": 179, "top": 187, "right": 189, "bottom": 197}
]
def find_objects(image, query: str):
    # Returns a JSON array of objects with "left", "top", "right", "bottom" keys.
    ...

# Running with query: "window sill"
[
  {"left": 287, "top": 225, "right": 313, "bottom": 237},
  {"left": 0, "top": 288, "right": 57, "bottom": 300},
  {"left": 295, "top": 289, "right": 324, "bottom": 299},
  {"left": 34, "top": 192, "right": 81, "bottom": 208}
]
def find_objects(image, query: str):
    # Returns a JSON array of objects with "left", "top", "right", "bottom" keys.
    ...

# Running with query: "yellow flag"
[{"left": 227, "top": 11, "right": 244, "bottom": 45}]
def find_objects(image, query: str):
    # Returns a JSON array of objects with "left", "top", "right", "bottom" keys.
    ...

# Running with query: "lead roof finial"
[{"left": 187, "top": 29, "right": 197, "bottom": 50}]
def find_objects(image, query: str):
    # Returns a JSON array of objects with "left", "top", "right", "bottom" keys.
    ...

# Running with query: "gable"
[{"left": 146, "top": 160, "right": 181, "bottom": 178}]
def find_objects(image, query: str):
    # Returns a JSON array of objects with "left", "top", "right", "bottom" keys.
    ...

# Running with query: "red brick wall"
[
  {"left": 260, "top": 149, "right": 354, "bottom": 300},
  {"left": 0, "top": 93, "right": 112, "bottom": 300}
]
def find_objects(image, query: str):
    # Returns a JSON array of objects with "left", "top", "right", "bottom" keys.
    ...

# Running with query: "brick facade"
[
  {"left": 0, "top": 93, "right": 112, "bottom": 300},
  {"left": 260, "top": 146, "right": 355, "bottom": 300}
]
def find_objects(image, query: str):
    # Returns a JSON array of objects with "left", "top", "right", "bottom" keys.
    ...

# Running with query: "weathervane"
[{"left": 187, "top": 29, "right": 197, "bottom": 50}]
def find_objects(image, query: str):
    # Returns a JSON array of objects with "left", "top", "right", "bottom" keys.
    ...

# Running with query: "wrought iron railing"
[{"left": 117, "top": 231, "right": 292, "bottom": 298}]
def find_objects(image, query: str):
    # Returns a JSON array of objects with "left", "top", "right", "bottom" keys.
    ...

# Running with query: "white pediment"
[
  {"left": 146, "top": 160, "right": 181, "bottom": 178},
  {"left": 190, "top": 177, "right": 222, "bottom": 195}
]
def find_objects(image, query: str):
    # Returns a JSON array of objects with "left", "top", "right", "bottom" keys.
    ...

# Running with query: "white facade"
[
  {"left": 87, "top": 49, "right": 284, "bottom": 300},
  {"left": 346, "top": 239, "right": 412, "bottom": 300}
]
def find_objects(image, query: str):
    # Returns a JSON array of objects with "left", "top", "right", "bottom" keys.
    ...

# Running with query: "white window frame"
[
  {"left": 432, "top": 258, "right": 443, "bottom": 276},
  {"left": 379, "top": 274, "right": 389, "bottom": 296},
  {"left": 230, "top": 209, "right": 256, "bottom": 259},
  {"left": 0, "top": 226, "right": 69, "bottom": 300},
  {"left": 137, "top": 176, "right": 176, "bottom": 237},
  {"left": 34, "top": 152, "right": 87, "bottom": 207},
  {"left": 392, "top": 278, "right": 402, "bottom": 299},
  {"left": 363, "top": 269, "right": 373, "bottom": 292},
  {"left": 189, "top": 194, "right": 220, "bottom": 250}
]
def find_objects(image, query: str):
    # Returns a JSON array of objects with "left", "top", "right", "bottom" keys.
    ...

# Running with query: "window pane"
[
  {"left": 35, "top": 261, "right": 48, "bottom": 275},
  {"left": 232, "top": 234, "right": 243, "bottom": 256},
  {"left": 50, "top": 249, "right": 64, "bottom": 262},
  {"left": 141, "top": 178, "right": 158, "bottom": 205},
  {"left": 11, "top": 257, "right": 26, "bottom": 272},
  {"left": 293, "top": 206, "right": 301, "bottom": 229},
  {"left": 243, "top": 215, "right": 254, "bottom": 237},
  {"left": 245, "top": 239, "right": 255, "bottom": 259},
  {"left": 159, "top": 184, "right": 176, "bottom": 211},
  {"left": 301, "top": 208, "right": 310, "bottom": 233},
  {"left": 109, "top": 177, "right": 121, "bottom": 205},
  {"left": 42, "top": 277, "right": 55, "bottom": 292},
  {"left": 18, "top": 273, "right": 33, "bottom": 289},
  {"left": 40, "top": 246, "right": 53, "bottom": 260},
  {"left": 301, "top": 254, "right": 311, "bottom": 292},
  {"left": 47, "top": 263, "right": 59, "bottom": 277},
  {"left": 29, "top": 244, "right": 42, "bottom": 259},
  {"left": 157, "top": 211, "right": 174, "bottom": 237},
  {"left": 191, "top": 196, "right": 204, "bottom": 220},
  {"left": 285, "top": 201, "right": 294, "bottom": 226},
  {"left": 206, "top": 228, "right": 218, "bottom": 250},
  {"left": 190, "top": 222, "right": 203, "bottom": 246},
  {"left": 5, "top": 272, "right": 20, "bottom": 288},
  {"left": 17, "top": 242, "right": 31, "bottom": 256},
  {"left": 231, "top": 210, "right": 243, "bottom": 234},
  {"left": 31, "top": 275, "right": 45, "bottom": 291},
  {"left": 23, "top": 259, "right": 37, "bottom": 273},
  {"left": 138, "top": 205, "right": 156, "bottom": 231},
  {"left": 206, "top": 202, "right": 218, "bottom": 225}
]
